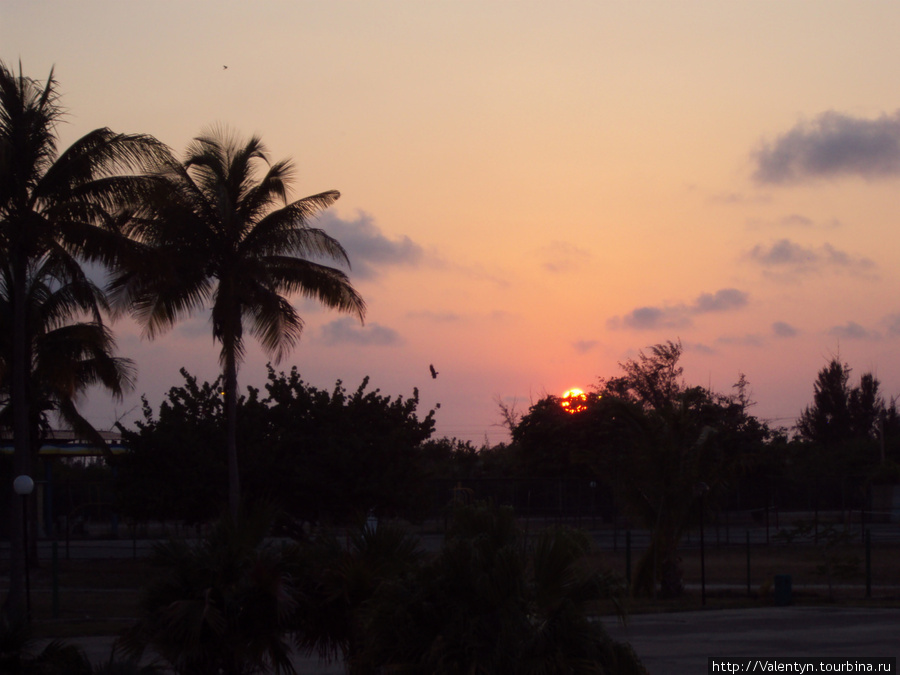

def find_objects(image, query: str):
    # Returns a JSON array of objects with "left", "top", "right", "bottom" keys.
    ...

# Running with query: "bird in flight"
[
  {"left": 223, "top": 65, "right": 228, "bottom": 70},
  {"left": 429, "top": 364, "right": 439, "bottom": 379}
]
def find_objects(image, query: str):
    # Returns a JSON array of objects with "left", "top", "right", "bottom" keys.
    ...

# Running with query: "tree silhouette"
[
  {"left": 796, "top": 358, "right": 895, "bottom": 475},
  {"left": 116, "top": 366, "right": 435, "bottom": 526},
  {"left": 595, "top": 342, "right": 766, "bottom": 597},
  {"left": 512, "top": 341, "right": 768, "bottom": 597},
  {"left": 359, "top": 503, "right": 646, "bottom": 674},
  {"left": 119, "top": 506, "right": 299, "bottom": 675},
  {"left": 0, "top": 255, "right": 135, "bottom": 451},
  {"left": 0, "top": 61, "right": 164, "bottom": 621},
  {"left": 110, "top": 128, "right": 365, "bottom": 518}
]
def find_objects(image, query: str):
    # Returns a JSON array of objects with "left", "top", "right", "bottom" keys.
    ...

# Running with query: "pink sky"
[{"left": 5, "top": 2, "right": 900, "bottom": 443}]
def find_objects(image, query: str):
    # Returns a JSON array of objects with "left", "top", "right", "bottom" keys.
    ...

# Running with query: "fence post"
[
  {"left": 613, "top": 511, "right": 618, "bottom": 552},
  {"left": 625, "top": 530, "right": 631, "bottom": 590},
  {"left": 861, "top": 486, "right": 868, "bottom": 544},
  {"left": 725, "top": 508, "right": 729, "bottom": 546},
  {"left": 52, "top": 540, "right": 59, "bottom": 619},
  {"left": 746, "top": 530, "right": 751, "bottom": 597},
  {"left": 865, "top": 529, "right": 872, "bottom": 599},
  {"left": 814, "top": 477, "right": 819, "bottom": 545}
]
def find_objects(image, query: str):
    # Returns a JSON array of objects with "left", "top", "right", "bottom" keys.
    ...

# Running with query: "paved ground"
[
  {"left": 51, "top": 607, "right": 900, "bottom": 675},
  {"left": 46, "top": 635, "right": 345, "bottom": 674},
  {"left": 604, "top": 606, "right": 900, "bottom": 674},
  {"left": 45, "top": 607, "right": 900, "bottom": 674}
]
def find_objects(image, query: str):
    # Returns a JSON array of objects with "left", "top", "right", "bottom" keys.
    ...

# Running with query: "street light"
[{"left": 13, "top": 475, "right": 34, "bottom": 618}]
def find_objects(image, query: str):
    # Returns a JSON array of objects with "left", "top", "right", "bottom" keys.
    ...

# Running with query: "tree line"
[{"left": 109, "top": 340, "right": 899, "bottom": 598}]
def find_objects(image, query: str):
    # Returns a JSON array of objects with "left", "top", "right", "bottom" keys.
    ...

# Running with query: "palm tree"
[
  {"left": 119, "top": 506, "right": 299, "bottom": 675},
  {"left": 0, "top": 254, "right": 136, "bottom": 450},
  {"left": 0, "top": 254, "right": 135, "bottom": 567},
  {"left": 110, "top": 127, "right": 366, "bottom": 518},
  {"left": 360, "top": 503, "right": 646, "bottom": 674},
  {"left": 0, "top": 60, "right": 167, "bottom": 621},
  {"left": 0, "top": 610, "right": 94, "bottom": 674},
  {"left": 292, "top": 518, "right": 424, "bottom": 673}
]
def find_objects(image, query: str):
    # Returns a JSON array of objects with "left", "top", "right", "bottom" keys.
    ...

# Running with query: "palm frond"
[
  {"left": 238, "top": 157, "right": 294, "bottom": 222},
  {"left": 0, "top": 62, "right": 62, "bottom": 205},
  {"left": 244, "top": 194, "right": 344, "bottom": 260},
  {"left": 265, "top": 256, "right": 366, "bottom": 321},
  {"left": 241, "top": 282, "right": 304, "bottom": 363},
  {"left": 37, "top": 128, "right": 170, "bottom": 202}
]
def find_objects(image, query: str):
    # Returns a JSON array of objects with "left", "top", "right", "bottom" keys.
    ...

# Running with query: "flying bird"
[
  {"left": 223, "top": 65, "right": 228, "bottom": 70},
  {"left": 429, "top": 364, "right": 439, "bottom": 379}
]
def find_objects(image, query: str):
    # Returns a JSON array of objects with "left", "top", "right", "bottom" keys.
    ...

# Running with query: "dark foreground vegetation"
[
  {"left": 2, "top": 339, "right": 899, "bottom": 672},
  {"left": 2, "top": 509, "right": 899, "bottom": 673},
  {"left": 1, "top": 503, "right": 650, "bottom": 674}
]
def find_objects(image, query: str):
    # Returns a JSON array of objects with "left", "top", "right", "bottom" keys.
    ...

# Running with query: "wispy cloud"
[
  {"left": 684, "top": 341, "right": 716, "bottom": 355},
  {"left": 717, "top": 334, "right": 765, "bottom": 348},
  {"left": 693, "top": 323, "right": 796, "bottom": 351},
  {"left": 319, "top": 211, "right": 509, "bottom": 289},
  {"left": 708, "top": 191, "right": 771, "bottom": 205},
  {"left": 745, "top": 214, "right": 844, "bottom": 232},
  {"left": 538, "top": 241, "right": 591, "bottom": 273},
  {"left": 828, "top": 321, "right": 879, "bottom": 341},
  {"left": 319, "top": 317, "right": 402, "bottom": 346},
  {"left": 778, "top": 213, "right": 814, "bottom": 228},
  {"left": 694, "top": 288, "right": 749, "bottom": 313},
  {"left": 746, "top": 239, "right": 876, "bottom": 278},
  {"left": 427, "top": 256, "right": 510, "bottom": 288},
  {"left": 175, "top": 312, "right": 213, "bottom": 339},
  {"left": 316, "top": 211, "right": 423, "bottom": 280},
  {"left": 883, "top": 314, "right": 900, "bottom": 337},
  {"left": 406, "top": 309, "right": 512, "bottom": 324},
  {"left": 407, "top": 310, "right": 462, "bottom": 322},
  {"left": 772, "top": 321, "right": 798, "bottom": 338},
  {"left": 608, "top": 288, "right": 749, "bottom": 331},
  {"left": 572, "top": 339, "right": 599, "bottom": 354},
  {"left": 609, "top": 306, "right": 692, "bottom": 331},
  {"left": 753, "top": 110, "right": 900, "bottom": 184}
]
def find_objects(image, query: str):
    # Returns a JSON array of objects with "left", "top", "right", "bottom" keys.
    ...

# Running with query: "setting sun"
[{"left": 560, "top": 388, "right": 588, "bottom": 414}]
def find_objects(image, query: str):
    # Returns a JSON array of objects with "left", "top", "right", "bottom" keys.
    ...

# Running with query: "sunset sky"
[{"left": 5, "top": 2, "right": 900, "bottom": 444}]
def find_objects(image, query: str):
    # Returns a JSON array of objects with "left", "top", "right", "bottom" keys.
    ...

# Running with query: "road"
[
  {"left": 56, "top": 607, "right": 900, "bottom": 674},
  {"left": 604, "top": 606, "right": 900, "bottom": 675}
]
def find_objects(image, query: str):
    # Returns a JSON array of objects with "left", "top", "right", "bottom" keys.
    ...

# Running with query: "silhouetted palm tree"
[
  {"left": 292, "top": 519, "right": 424, "bottom": 674},
  {"left": 0, "top": 254, "right": 135, "bottom": 449},
  {"left": 0, "top": 60, "right": 166, "bottom": 621},
  {"left": 0, "top": 255, "right": 135, "bottom": 566},
  {"left": 0, "top": 610, "right": 93, "bottom": 674},
  {"left": 110, "top": 127, "right": 366, "bottom": 518},
  {"left": 360, "top": 503, "right": 646, "bottom": 674},
  {"left": 119, "top": 506, "right": 298, "bottom": 675}
]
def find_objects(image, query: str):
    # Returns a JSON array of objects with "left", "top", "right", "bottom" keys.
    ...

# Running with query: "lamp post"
[{"left": 13, "top": 475, "right": 35, "bottom": 619}]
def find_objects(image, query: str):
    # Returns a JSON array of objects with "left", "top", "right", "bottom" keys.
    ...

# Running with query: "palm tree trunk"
[
  {"left": 224, "top": 344, "right": 240, "bottom": 521},
  {"left": 4, "top": 253, "right": 31, "bottom": 623}
]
